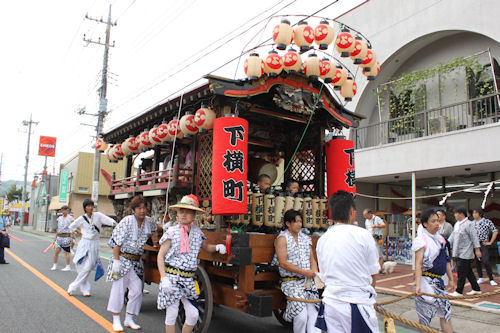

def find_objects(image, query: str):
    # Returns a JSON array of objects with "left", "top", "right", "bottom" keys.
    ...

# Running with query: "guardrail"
[{"left": 353, "top": 94, "right": 500, "bottom": 149}]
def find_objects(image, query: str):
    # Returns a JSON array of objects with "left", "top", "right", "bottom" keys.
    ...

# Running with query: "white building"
[{"left": 340, "top": 0, "right": 500, "bottom": 263}]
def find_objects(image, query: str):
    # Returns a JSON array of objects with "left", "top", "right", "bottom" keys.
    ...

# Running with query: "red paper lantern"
[
  {"left": 304, "top": 53, "right": 321, "bottom": 80},
  {"left": 340, "top": 77, "right": 357, "bottom": 102},
  {"left": 149, "top": 126, "right": 162, "bottom": 145},
  {"left": 330, "top": 65, "right": 347, "bottom": 90},
  {"left": 293, "top": 21, "right": 314, "bottom": 52},
  {"left": 314, "top": 20, "right": 335, "bottom": 50},
  {"left": 96, "top": 138, "right": 108, "bottom": 152},
  {"left": 122, "top": 136, "right": 139, "bottom": 156},
  {"left": 244, "top": 53, "right": 264, "bottom": 80},
  {"left": 264, "top": 50, "right": 283, "bottom": 78},
  {"left": 140, "top": 130, "right": 153, "bottom": 149},
  {"left": 180, "top": 113, "right": 199, "bottom": 136},
  {"left": 136, "top": 134, "right": 146, "bottom": 151},
  {"left": 283, "top": 47, "right": 302, "bottom": 72},
  {"left": 168, "top": 119, "right": 184, "bottom": 139},
  {"left": 156, "top": 122, "right": 171, "bottom": 142},
  {"left": 350, "top": 36, "right": 368, "bottom": 65},
  {"left": 335, "top": 28, "right": 355, "bottom": 57},
  {"left": 272, "top": 19, "right": 293, "bottom": 50},
  {"left": 212, "top": 116, "right": 248, "bottom": 215},
  {"left": 360, "top": 47, "right": 377, "bottom": 72},
  {"left": 194, "top": 106, "right": 216, "bottom": 130},
  {"left": 320, "top": 58, "right": 334, "bottom": 83},
  {"left": 107, "top": 146, "right": 117, "bottom": 161},
  {"left": 363, "top": 61, "right": 380, "bottom": 81},
  {"left": 325, "top": 136, "right": 356, "bottom": 198},
  {"left": 114, "top": 144, "right": 124, "bottom": 160}
]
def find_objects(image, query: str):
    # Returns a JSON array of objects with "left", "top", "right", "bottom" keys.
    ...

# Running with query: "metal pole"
[
  {"left": 21, "top": 114, "right": 36, "bottom": 230},
  {"left": 91, "top": 5, "right": 113, "bottom": 210},
  {"left": 411, "top": 171, "right": 416, "bottom": 270}
]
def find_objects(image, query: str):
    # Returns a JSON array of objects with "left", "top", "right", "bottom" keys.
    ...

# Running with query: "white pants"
[
  {"left": 324, "top": 299, "right": 379, "bottom": 333},
  {"left": 293, "top": 303, "right": 321, "bottom": 333},
  {"left": 165, "top": 298, "right": 199, "bottom": 326},
  {"left": 107, "top": 269, "right": 143, "bottom": 315},
  {"left": 68, "top": 257, "right": 92, "bottom": 295}
]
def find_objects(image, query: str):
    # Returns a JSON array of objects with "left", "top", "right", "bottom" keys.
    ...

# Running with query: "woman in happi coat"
[
  {"left": 157, "top": 195, "right": 226, "bottom": 333},
  {"left": 274, "top": 209, "right": 320, "bottom": 333},
  {"left": 51, "top": 205, "right": 74, "bottom": 271},
  {"left": 67, "top": 199, "right": 117, "bottom": 296},
  {"left": 107, "top": 195, "right": 158, "bottom": 332},
  {"left": 413, "top": 209, "right": 455, "bottom": 333}
]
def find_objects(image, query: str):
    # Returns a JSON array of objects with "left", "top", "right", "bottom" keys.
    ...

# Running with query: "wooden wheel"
[
  {"left": 273, "top": 308, "right": 293, "bottom": 328},
  {"left": 176, "top": 265, "right": 213, "bottom": 333}
]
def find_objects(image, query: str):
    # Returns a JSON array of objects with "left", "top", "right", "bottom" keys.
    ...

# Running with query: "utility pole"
[
  {"left": 21, "top": 114, "right": 39, "bottom": 230},
  {"left": 83, "top": 5, "right": 116, "bottom": 210}
]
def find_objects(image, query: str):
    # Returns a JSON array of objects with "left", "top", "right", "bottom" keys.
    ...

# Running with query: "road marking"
[
  {"left": 393, "top": 284, "right": 406, "bottom": 289},
  {"left": 6, "top": 249, "right": 114, "bottom": 333},
  {"left": 377, "top": 273, "right": 414, "bottom": 283}
]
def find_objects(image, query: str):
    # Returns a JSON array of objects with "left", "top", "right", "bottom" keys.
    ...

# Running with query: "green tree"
[{"left": 6, "top": 185, "right": 25, "bottom": 202}]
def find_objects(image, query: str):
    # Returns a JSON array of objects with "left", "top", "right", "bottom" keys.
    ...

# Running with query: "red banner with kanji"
[
  {"left": 212, "top": 116, "right": 248, "bottom": 215},
  {"left": 38, "top": 136, "right": 57, "bottom": 157},
  {"left": 325, "top": 137, "right": 356, "bottom": 197}
]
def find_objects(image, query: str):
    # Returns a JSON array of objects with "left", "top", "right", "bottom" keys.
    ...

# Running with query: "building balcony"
[{"left": 353, "top": 94, "right": 500, "bottom": 150}]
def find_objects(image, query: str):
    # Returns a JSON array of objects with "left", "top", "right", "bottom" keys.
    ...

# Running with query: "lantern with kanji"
[
  {"left": 156, "top": 121, "right": 171, "bottom": 142},
  {"left": 340, "top": 77, "right": 357, "bottom": 102},
  {"left": 140, "top": 130, "right": 153, "bottom": 150},
  {"left": 122, "top": 136, "right": 139, "bottom": 156},
  {"left": 96, "top": 138, "right": 108, "bottom": 152},
  {"left": 107, "top": 146, "right": 117, "bottom": 161},
  {"left": 360, "top": 47, "right": 376, "bottom": 72},
  {"left": 293, "top": 21, "right": 314, "bottom": 52},
  {"left": 350, "top": 36, "right": 368, "bottom": 64},
  {"left": 114, "top": 144, "right": 124, "bottom": 160},
  {"left": 325, "top": 136, "right": 356, "bottom": 198},
  {"left": 363, "top": 61, "right": 380, "bottom": 81},
  {"left": 194, "top": 106, "right": 216, "bottom": 130},
  {"left": 283, "top": 47, "right": 302, "bottom": 72},
  {"left": 330, "top": 65, "right": 347, "bottom": 90},
  {"left": 304, "top": 53, "right": 321, "bottom": 81},
  {"left": 135, "top": 134, "right": 145, "bottom": 151},
  {"left": 244, "top": 53, "right": 264, "bottom": 80},
  {"left": 335, "top": 28, "right": 355, "bottom": 57},
  {"left": 272, "top": 19, "right": 293, "bottom": 50},
  {"left": 314, "top": 20, "right": 335, "bottom": 50},
  {"left": 320, "top": 58, "right": 334, "bottom": 83},
  {"left": 180, "top": 112, "right": 199, "bottom": 136},
  {"left": 168, "top": 118, "right": 184, "bottom": 139},
  {"left": 149, "top": 126, "right": 162, "bottom": 146},
  {"left": 264, "top": 50, "right": 283, "bottom": 78},
  {"left": 212, "top": 115, "right": 248, "bottom": 215}
]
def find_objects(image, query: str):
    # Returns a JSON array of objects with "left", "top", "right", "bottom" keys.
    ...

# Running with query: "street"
[{"left": 0, "top": 230, "right": 293, "bottom": 333}]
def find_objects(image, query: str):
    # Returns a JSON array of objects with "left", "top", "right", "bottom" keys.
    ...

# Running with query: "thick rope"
[{"left": 374, "top": 304, "right": 440, "bottom": 333}]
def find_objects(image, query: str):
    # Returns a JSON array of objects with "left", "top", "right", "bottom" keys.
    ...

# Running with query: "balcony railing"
[
  {"left": 111, "top": 167, "right": 193, "bottom": 195},
  {"left": 353, "top": 94, "right": 500, "bottom": 149}
]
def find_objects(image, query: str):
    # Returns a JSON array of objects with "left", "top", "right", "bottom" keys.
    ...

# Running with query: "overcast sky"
[{"left": 0, "top": 0, "right": 364, "bottom": 182}]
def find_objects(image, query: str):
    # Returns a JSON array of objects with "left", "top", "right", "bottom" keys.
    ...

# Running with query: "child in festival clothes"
[
  {"left": 157, "top": 195, "right": 226, "bottom": 333},
  {"left": 106, "top": 195, "right": 157, "bottom": 332},
  {"left": 51, "top": 205, "right": 74, "bottom": 271},
  {"left": 67, "top": 199, "right": 117, "bottom": 296}
]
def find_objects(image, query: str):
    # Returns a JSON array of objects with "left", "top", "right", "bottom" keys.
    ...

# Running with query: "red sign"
[
  {"left": 325, "top": 137, "right": 356, "bottom": 197},
  {"left": 38, "top": 136, "right": 57, "bottom": 157},
  {"left": 212, "top": 116, "right": 248, "bottom": 215}
]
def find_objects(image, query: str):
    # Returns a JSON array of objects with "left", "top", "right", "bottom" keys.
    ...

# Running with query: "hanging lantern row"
[{"left": 101, "top": 107, "right": 217, "bottom": 161}]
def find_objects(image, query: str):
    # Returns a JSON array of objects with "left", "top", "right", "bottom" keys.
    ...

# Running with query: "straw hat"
[{"left": 168, "top": 194, "right": 205, "bottom": 213}]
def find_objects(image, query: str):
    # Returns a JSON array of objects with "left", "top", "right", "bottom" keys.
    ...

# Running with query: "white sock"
[
  {"left": 51, "top": 263, "right": 57, "bottom": 269},
  {"left": 125, "top": 313, "right": 133, "bottom": 322},
  {"left": 113, "top": 315, "right": 121, "bottom": 325}
]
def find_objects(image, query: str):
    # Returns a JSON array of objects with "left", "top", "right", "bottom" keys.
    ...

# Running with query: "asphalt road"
[{"left": 0, "top": 230, "right": 292, "bottom": 333}]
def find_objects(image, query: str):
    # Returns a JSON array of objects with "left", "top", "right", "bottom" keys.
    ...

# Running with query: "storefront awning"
[{"left": 48, "top": 196, "right": 67, "bottom": 211}]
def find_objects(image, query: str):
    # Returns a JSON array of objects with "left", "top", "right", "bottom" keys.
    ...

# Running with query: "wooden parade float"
[{"left": 100, "top": 17, "right": 377, "bottom": 332}]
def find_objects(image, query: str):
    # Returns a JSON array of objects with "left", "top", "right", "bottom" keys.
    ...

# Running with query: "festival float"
[{"left": 100, "top": 16, "right": 377, "bottom": 332}]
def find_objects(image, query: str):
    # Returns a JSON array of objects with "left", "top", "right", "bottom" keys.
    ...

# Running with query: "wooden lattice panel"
[
  {"left": 196, "top": 133, "right": 213, "bottom": 199},
  {"left": 291, "top": 149, "right": 316, "bottom": 193}
]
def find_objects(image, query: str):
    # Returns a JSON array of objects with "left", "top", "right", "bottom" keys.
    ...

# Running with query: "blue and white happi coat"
[
  {"left": 272, "top": 229, "right": 318, "bottom": 322},
  {"left": 157, "top": 224, "right": 206, "bottom": 310},
  {"left": 106, "top": 215, "right": 157, "bottom": 282},
  {"left": 55, "top": 215, "right": 74, "bottom": 250}
]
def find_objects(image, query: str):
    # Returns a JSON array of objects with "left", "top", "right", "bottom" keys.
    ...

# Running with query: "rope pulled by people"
[{"left": 374, "top": 303, "right": 440, "bottom": 333}]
